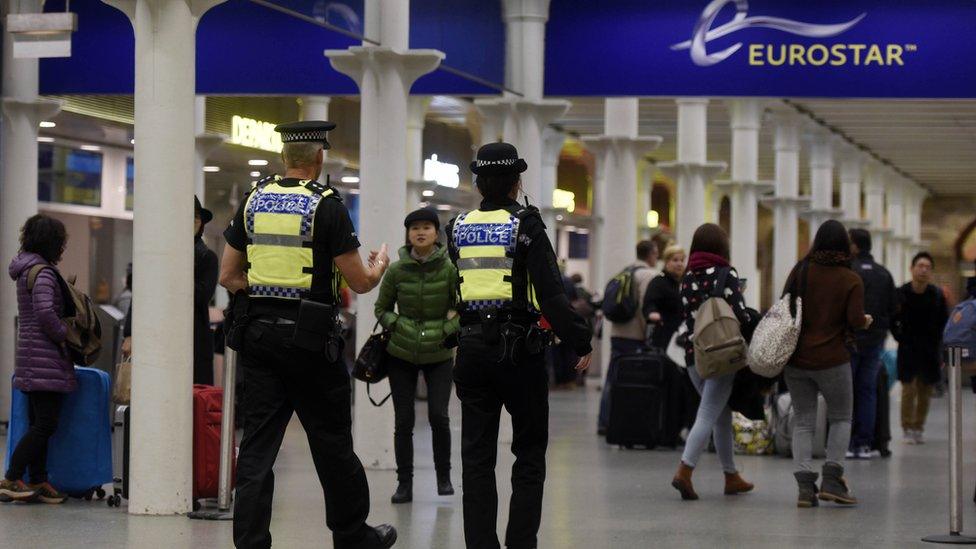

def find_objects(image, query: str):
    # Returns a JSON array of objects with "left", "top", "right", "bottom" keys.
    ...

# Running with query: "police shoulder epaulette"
[{"left": 251, "top": 174, "right": 276, "bottom": 191}]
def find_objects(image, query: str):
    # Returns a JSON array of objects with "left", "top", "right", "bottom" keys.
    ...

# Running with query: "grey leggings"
[
  {"left": 681, "top": 367, "right": 737, "bottom": 474},
  {"left": 784, "top": 364, "right": 853, "bottom": 472}
]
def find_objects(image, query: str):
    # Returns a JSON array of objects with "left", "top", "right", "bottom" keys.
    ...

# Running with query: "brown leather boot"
[
  {"left": 671, "top": 462, "right": 698, "bottom": 500},
  {"left": 724, "top": 471, "right": 754, "bottom": 495}
]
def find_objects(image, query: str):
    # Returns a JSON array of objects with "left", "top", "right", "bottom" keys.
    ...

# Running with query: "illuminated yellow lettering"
[
  {"left": 789, "top": 44, "right": 806, "bottom": 65},
  {"left": 865, "top": 44, "right": 884, "bottom": 66},
  {"left": 767, "top": 45, "right": 786, "bottom": 66},
  {"left": 849, "top": 44, "right": 866, "bottom": 65},
  {"left": 749, "top": 44, "right": 764, "bottom": 66},
  {"left": 830, "top": 44, "right": 847, "bottom": 66},
  {"left": 807, "top": 44, "right": 829, "bottom": 66},
  {"left": 887, "top": 44, "right": 905, "bottom": 66},
  {"left": 230, "top": 115, "right": 283, "bottom": 153}
]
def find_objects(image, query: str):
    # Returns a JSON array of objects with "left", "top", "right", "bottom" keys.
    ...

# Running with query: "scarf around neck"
[{"left": 686, "top": 251, "right": 730, "bottom": 272}]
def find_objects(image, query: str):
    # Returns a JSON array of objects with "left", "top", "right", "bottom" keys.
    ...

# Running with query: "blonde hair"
[{"left": 662, "top": 243, "right": 685, "bottom": 262}]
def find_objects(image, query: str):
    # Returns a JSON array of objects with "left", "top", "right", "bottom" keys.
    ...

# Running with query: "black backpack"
[{"left": 601, "top": 265, "right": 643, "bottom": 323}]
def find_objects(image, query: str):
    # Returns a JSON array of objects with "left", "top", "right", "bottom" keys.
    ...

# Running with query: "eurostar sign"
[
  {"left": 231, "top": 115, "right": 283, "bottom": 154},
  {"left": 671, "top": 0, "right": 915, "bottom": 68}
]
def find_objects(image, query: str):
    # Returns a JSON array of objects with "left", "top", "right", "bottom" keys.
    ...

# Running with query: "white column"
[
  {"left": 659, "top": 98, "right": 726, "bottom": 252},
  {"left": 194, "top": 96, "right": 225, "bottom": 203},
  {"left": 885, "top": 175, "right": 907, "bottom": 284},
  {"left": 863, "top": 163, "right": 890, "bottom": 266},
  {"left": 903, "top": 181, "right": 928, "bottom": 275},
  {"left": 327, "top": 1, "right": 443, "bottom": 470},
  {"left": 838, "top": 146, "right": 869, "bottom": 229},
  {"left": 638, "top": 160, "right": 655, "bottom": 241},
  {"left": 802, "top": 129, "right": 842, "bottom": 241},
  {"left": 103, "top": 0, "right": 225, "bottom": 515},
  {"left": 714, "top": 99, "right": 772, "bottom": 308},
  {"left": 540, "top": 127, "right": 565, "bottom": 243},
  {"left": 583, "top": 98, "right": 662, "bottom": 394},
  {"left": 0, "top": 0, "right": 62, "bottom": 427},
  {"left": 761, "top": 114, "right": 810, "bottom": 298},
  {"left": 300, "top": 96, "right": 345, "bottom": 186},
  {"left": 405, "top": 96, "right": 431, "bottom": 208},
  {"left": 502, "top": 0, "right": 550, "bottom": 100}
]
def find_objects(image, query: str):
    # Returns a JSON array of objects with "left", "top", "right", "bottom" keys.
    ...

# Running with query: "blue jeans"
[
  {"left": 849, "top": 344, "right": 884, "bottom": 449},
  {"left": 598, "top": 338, "right": 647, "bottom": 430},
  {"left": 681, "top": 367, "right": 736, "bottom": 473}
]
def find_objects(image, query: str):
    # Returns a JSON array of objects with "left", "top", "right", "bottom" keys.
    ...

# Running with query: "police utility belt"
[
  {"left": 225, "top": 293, "right": 344, "bottom": 362},
  {"left": 459, "top": 307, "right": 553, "bottom": 363}
]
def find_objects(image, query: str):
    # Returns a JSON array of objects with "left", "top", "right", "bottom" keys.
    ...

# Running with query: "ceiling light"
[
  {"left": 80, "top": 145, "right": 101, "bottom": 152},
  {"left": 556, "top": 214, "right": 564, "bottom": 221},
  {"left": 37, "top": 136, "right": 54, "bottom": 143},
  {"left": 436, "top": 205, "right": 452, "bottom": 211},
  {"left": 646, "top": 210, "right": 660, "bottom": 229},
  {"left": 39, "top": 121, "right": 56, "bottom": 128},
  {"left": 341, "top": 176, "right": 360, "bottom": 184},
  {"left": 418, "top": 201, "right": 430, "bottom": 208},
  {"left": 250, "top": 171, "right": 261, "bottom": 177},
  {"left": 248, "top": 159, "right": 269, "bottom": 167},
  {"left": 130, "top": 139, "right": 135, "bottom": 145},
  {"left": 203, "top": 166, "right": 220, "bottom": 173},
  {"left": 348, "top": 188, "right": 361, "bottom": 195},
  {"left": 422, "top": 190, "right": 435, "bottom": 197}
]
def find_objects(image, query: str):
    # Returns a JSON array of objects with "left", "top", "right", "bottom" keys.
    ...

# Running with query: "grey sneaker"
[
  {"left": 913, "top": 430, "right": 925, "bottom": 444},
  {"left": 28, "top": 482, "right": 67, "bottom": 504},
  {"left": 0, "top": 479, "right": 37, "bottom": 502}
]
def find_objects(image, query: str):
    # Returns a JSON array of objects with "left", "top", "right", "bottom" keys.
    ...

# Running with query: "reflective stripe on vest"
[
  {"left": 452, "top": 209, "right": 539, "bottom": 312},
  {"left": 244, "top": 177, "right": 334, "bottom": 300}
]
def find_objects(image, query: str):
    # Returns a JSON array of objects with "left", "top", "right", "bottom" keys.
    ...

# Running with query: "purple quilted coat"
[{"left": 8, "top": 252, "right": 76, "bottom": 393}]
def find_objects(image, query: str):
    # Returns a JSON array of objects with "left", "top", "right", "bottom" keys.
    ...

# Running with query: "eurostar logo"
[{"left": 672, "top": 0, "right": 866, "bottom": 67}]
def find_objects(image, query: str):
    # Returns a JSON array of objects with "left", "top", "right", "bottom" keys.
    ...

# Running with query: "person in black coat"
[
  {"left": 193, "top": 197, "right": 219, "bottom": 385},
  {"left": 892, "top": 252, "right": 948, "bottom": 445},
  {"left": 642, "top": 244, "right": 685, "bottom": 349}
]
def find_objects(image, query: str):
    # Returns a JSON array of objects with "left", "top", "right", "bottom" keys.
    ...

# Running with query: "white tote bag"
[
  {"left": 666, "top": 324, "right": 688, "bottom": 368},
  {"left": 748, "top": 294, "right": 802, "bottom": 378}
]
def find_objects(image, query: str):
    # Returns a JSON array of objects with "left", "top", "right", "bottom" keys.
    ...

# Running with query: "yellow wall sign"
[
  {"left": 553, "top": 189, "right": 575, "bottom": 213},
  {"left": 230, "top": 115, "right": 282, "bottom": 153}
]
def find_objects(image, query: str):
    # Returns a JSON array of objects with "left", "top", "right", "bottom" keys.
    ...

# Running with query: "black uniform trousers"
[
  {"left": 454, "top": 330, "right": 549, "bottom": 549},
  {"left": 233, "top": 320, "right": 370, "bottom": 549}
]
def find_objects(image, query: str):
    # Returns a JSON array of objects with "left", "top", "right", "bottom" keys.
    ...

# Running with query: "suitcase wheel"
[
  {"left": 95, "top": 488, "right": 106, "bottom": 500},
  {"left": 192, "top": 500, "right": 201, "bottom": 512},
  {"left": 84, "top": 491, "right": 93, "bottom": 501},
  {"left": 107, "top": 494, "right": 122, "bottom": 507}
]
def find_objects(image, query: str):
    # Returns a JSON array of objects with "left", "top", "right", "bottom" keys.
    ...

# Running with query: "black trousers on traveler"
[
  {"left": 387, "top": 355, "right": 453, "bottom": 481},
  {"left": 5, "top": 391, "right": 63, "bottom": 484},
  {"left": 454, "top": 330, "right": 549, "bottom": 549},
  {"left": 233, "top": 320, "right": 371, "bottom": 549}
]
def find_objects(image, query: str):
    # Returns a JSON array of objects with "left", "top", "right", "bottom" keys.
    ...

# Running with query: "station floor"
[{"left": 0, "top": 382, "right": 971, "bottom": 548}]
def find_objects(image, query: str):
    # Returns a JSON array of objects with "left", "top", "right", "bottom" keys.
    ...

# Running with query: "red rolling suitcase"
[{"left": 193, "top": 384, "right": 235, "bottom": 501}]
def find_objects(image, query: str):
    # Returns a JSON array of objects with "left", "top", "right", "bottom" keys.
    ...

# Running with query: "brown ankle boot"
[
  {"left": 671, "top": 462, "right": 698, "bottom": 500},
  {"left": 724, "top": 471, "right": 754, "bottom": 495}
]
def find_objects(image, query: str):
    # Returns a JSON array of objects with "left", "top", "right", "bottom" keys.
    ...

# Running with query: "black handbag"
[{"left": 353, "top": 322, "right": 392, "bottom": 406}]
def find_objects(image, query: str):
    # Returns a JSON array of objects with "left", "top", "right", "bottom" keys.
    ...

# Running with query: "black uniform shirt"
[
  {"left": 224, "top": 177, "right": 360, "bottom": 310},
  {"left": 448, "top": 197, "right": 593, "bottom": 356}
]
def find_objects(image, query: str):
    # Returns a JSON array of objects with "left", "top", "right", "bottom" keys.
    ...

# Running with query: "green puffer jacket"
[{"left": 374, "top": 244, "right": 460, "bottom": 365}]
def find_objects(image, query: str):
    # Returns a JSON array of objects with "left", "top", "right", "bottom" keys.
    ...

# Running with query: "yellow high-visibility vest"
[
  {"left": 244, "top": 176, "right": 340, "bottom": 302},
  {"left": 451, "top": 208, "right": 539, "bottom": 312}
]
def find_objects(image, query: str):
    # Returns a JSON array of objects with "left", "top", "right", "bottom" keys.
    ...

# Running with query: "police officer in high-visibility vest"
[
  {"left": 446, "top": 142, "right": 593, "bottom": 549},
  {"left": 219, "top": 121, "right": 396, "bottom": 549}
]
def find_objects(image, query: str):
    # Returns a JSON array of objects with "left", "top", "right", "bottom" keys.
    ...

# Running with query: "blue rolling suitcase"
[{"left": 5, "top": 367, "right": 113, "bottom": 499}]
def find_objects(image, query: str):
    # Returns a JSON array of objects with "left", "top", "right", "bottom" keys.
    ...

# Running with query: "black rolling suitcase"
[
  {"left": 606, "top": 348, "right": 672, "bottom": 449},
  {"left": 109, "top": 405, "right": 129, "bottom": 507}
]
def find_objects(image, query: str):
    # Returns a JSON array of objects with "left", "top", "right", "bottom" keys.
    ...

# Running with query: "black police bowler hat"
[
  {"left": 274, "top": 120, "right": 337, "bottom": 150},
  {"left": 194, "top": 196, "right": 213, "bottom": 225},
  {"left": 470, "top": 142, "right": 527, "bottom": 176}
]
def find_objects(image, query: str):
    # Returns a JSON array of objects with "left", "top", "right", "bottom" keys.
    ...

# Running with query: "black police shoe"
[{"left": 357, "top": 524, "right": 397, "bottom": 549}]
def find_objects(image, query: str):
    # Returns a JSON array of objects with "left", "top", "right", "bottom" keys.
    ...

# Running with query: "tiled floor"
[{"left": 0, "top": 382, "right": 970, "bottom": 548}]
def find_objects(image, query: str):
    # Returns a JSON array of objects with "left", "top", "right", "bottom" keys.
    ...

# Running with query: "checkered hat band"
[
  {"left": 281, "top": 131, "right": 328, "bottom": 143},
  {"left": 476, "top": 158, "right": 518, "bottom": 167}
]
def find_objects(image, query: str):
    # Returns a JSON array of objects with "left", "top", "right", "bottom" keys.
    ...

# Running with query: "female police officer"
[{"left": 446, "top": 142, "right": 593, "bottom": 549}]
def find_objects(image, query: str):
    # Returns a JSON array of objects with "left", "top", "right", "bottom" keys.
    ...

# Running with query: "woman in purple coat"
[{"left": 0, "top": 215, "right": 74, "bottom": 504}]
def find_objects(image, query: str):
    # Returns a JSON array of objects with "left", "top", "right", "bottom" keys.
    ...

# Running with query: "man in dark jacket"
[
  {"left": 893, "top": 251, "right": 948, "bottom": 445},
  {"left": 847, "top": 229, "right": 898, "bottom": 458},
  {"left": 193, "top": 197, "right": 219, "bottom": 385}
]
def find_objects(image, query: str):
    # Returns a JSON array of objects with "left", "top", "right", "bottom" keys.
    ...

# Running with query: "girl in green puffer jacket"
[{"left": 375, "top": 207, "right": 460, "bottom": 504}]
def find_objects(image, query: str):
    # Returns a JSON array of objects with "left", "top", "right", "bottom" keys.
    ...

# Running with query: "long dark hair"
[
  {"left": 808, "top": 220, "right": 851, "bottom": 256},
  {"left": 689, "top": 223, "right": 730, "bottom": 260},
  {"left": 475, "top": 173, "right": 519, "bottom": 203}
]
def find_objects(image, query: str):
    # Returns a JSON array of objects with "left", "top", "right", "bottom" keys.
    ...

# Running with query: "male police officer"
[
  {"left": 219, "top": 121, "right": 395, "bottom": 549},
  {"left": 446, "top": 142, "right": 593, "bottom": 549}
]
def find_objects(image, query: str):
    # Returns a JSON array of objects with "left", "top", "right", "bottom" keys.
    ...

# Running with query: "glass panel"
[
  {"left": 125, "top": 157, "right": 134, "bottom": 211},
  {"left": 38, "top": 143, "right": 103, "bottom": 207}
]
